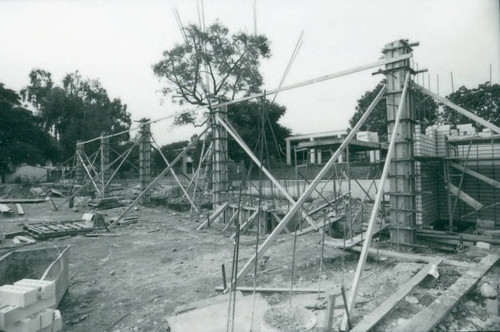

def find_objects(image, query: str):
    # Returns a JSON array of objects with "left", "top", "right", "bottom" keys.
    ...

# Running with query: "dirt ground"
[{"left": 1, "top": 185, "right": 499, "bottom": 331}]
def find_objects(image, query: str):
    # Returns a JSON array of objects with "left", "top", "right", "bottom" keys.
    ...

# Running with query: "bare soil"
[{"left": 0, "top": 184, "right": 499, "bottom": 331}]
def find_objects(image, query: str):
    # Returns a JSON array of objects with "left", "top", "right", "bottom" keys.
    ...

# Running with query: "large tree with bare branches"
[{"left": 152, "top": 21, "right": 271, "bottom": 124}]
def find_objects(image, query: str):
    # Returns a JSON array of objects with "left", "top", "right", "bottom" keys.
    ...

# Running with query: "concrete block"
[
  {"left": 4, "top": 313, "right": 41, "bottom": 332},
  {"left": 53, "top": 310, "right": 62, "bottom": 331},
  {"left": 476, "top": 241, "right": 491, "bottom": 250},
  {"left": 0, "top": 296, "right": 56, "bottom": 329},
  {"left": 39, "top": 308, "right": 55, "bottom": 328},
  {"left": 487, "top": 298, "right": 499, "bottom": 316},
  {"left": 14, "top": 279, "right": 56, "bottom": 300},
  {"left": 0, "top": 285, "right": 38, "bottom": 308}
]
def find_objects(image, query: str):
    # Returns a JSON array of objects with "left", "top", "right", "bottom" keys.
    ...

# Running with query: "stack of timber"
[
  {"left": 88, "top": 196, "right": 122, "bottom": 210},
  {"left": 23, "top": 220, "right": 99, "bottom": 239}
]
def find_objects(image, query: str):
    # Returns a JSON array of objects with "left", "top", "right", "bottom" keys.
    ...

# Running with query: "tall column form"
[
  {"left": 75, "top": 141, "right": 85, "bottom": 184},
  {"left": 212, "top": 105, "right": 228, "bottom": 207},
  {"left": 139, "top": 119, "right": 152, "bottom": 205},
  {"left": 383, "top": 40, "right": 417, "bottom": 244},
  {"left": 100, "top": 135, "right": 110, "bottom": 196}
]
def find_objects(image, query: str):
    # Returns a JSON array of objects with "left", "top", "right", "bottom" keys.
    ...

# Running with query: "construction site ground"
[{"left": 1, "top": 187, "right": 499, "bottom": 331}]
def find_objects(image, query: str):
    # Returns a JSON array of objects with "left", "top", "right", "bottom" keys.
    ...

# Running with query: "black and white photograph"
[{"left": 0, "top": 1, "right": 499, "bottom": 331}]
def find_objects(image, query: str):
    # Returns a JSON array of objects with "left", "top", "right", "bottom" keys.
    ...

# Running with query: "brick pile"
[{"left": 0, "top": 279, "right": 62, "bottom": 332}]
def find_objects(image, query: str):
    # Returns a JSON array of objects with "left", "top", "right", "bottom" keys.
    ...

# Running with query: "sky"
[{"left": 0, "top": 0, "right": 499, "bottom": 145}]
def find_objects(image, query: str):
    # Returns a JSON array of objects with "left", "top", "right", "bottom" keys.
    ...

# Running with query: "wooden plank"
[
  {"left": 306, "top": 194, "right": 348, "bottom": 216},
  {"left": 15, "top": 204, "right": 24, "bottom": 215},
  {"left": 297, "top": 215, "right": 344, "bottom": 236},
  {"left": 215, "top": 286, "right": 325, "bottom": 293},
  {"left": 346, "top": 245, "right": 473, "bottom": 269},
  {"left": 448, "top": 183, "right": 483, "bottom": 210},
  {"left": 351, "top": 258, "right": 443, "bottom": 332},
  {"left": 0, "top": 203, "right": 13, "bottom": 213},
  {"left": 341, "top": 72, "right": 410, "bottom": 331},
  {"left": 449, "top": 162, "right": 500, "bottom": 190},
  {"left": 394, "top": 254, "right": 499, "bottom": 332},
  {"left": 197, "top": 202, "right": 229, "bottom": 230},
  {"left": 230, "top": 210, "right": 258, "bottom": 239},
  {"left": 222, "top": 210, "right": 239, "bottom": 232},
  {"left": 174, "top": 292, "right": 243, "bottom": 315},
  {"left": 0, "top": 199, "right": 46, "bottom": 204},
  {"left": 222, "top": 85, "right": 388, "bottom": 293},
  {"left": 325, "top": 223, "right": 388, "bottom": 248}
]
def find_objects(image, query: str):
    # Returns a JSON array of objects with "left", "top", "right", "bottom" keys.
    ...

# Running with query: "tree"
[
  {"left": 0, "top": 82, "right": 57, "bottom": 181},
  {"left": 153, "top": 21, "right": 271, "bottom": 124},
  {"left": 227, "top": 100, "right": 290, "bottom": 167},
  {"left": 349, "top": 80, "right": 438, "bottom": 140},
  {"left": 23, "top": 70, "right": 132, "bottom": 161},
  {"left": 442, "top": 82, "right": 500, "bottom": 129}
]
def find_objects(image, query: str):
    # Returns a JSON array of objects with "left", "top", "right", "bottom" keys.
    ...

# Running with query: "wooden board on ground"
[
  {"left": 174, "top": 291, "right": 243, "bottom": 315},
  {"left": 15, "top": 203, "right": 24, "bottom": 215},
  {"left": 167, "top": 293, "right": 268, "bottom": 332},
  {"left": 351, "top": 258, "right": 443, "bottom": 332},
  {"left": 325, "top": 223, "right": 388, "bottom": 248},
  {"left": 23, "top": 220, "right": 98, "bottom": 239},
  {"left": 394, "top": 254, "right": 499, "bottom": 332},
  {"left": 215, "top": 286, "right": 324, "bottom": 293}
]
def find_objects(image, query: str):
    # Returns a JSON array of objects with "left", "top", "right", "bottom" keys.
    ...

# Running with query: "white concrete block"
[
  {"left": 4, "top": 313, "right": 41, "bottom": 332},
  {"left": 14, "top": 279, "right": 56, "bottom": 300},
  {"left": 0, "top": 296, "right": 56, "bottom": 329},
  {"left": 39, "top": 308, "right": 55, "bottom": 328},
  {"left": 0, "top": 285, "right": 38, "bottom": 308},
  {"left": 477, "top": 241, "right": 491, "bottom": 250}
]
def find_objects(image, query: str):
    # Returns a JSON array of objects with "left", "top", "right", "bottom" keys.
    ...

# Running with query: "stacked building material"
[{"left": 0, "top": 279, "right": 62, "bottom": 331}]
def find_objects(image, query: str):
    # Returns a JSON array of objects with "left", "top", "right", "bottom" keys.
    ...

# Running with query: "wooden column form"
[
  {"left": 75, "top": 141, "right": 85, "bottom": 184},
  {"left": 100, "top": 135, "right": 110, "bottom": 197},
  {"left": 139, "top": 118, "right": 152, "bottom": 205},
  {"left": 340, "top": 72, "right": 411, "bottom": 331},
  {"left": 383, "top": 40, "right": 417, "bottom": 245},
  {"left": 212, "top": 105, "right": 229, "bottom": 207}
]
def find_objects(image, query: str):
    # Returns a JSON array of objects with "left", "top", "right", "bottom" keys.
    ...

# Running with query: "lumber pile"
[{"left": 0, "top": 279, "right": 62, "bottom": 331}]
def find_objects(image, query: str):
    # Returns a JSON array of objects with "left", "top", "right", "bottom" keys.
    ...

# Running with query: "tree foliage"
[
  {"left": 22, "top": 70, "right": 132, "bottom": 160},
  {"left": 0, "top": 82, "right": 57, "bottom": 179},
  {"left": 349, "top": 80, "right": 438, "bottom": 139},
  {"left": 153, "top": 21, "right": 271, "bottom": 124},
  {"left": 442, "top": 82, "right": 500, "bottom": 129},
  {"left": 227, "top": 100, "right": 290, "bottom": 167}
]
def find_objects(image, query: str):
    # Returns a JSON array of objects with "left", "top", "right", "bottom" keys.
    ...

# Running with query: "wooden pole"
[
  {"left": 222, "top": 85, "right": 387, "bottom": 293},
  {"left": 340, "top": 72, "right": 410, "bottom": 331}
]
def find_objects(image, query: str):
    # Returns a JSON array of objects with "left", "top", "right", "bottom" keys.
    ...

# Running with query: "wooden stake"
[{"left": 324, "top": 294, "right": 336, "bottom": 332}]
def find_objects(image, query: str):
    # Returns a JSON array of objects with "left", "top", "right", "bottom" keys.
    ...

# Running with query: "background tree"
[
  {"left": 442, "top": 82, "right": 500, "bottom": 129},
  {"left": 227, "top": 100, "right": 290, "bottom": 167},
  {"left": 0, "top": 82, "right": 57, "bottom": 181},
  {"left": 153, "top": 21, "right": 291, "bottom": 166},
  {"left": 153, "top": 21, "right": 271, "bottom": 124},
  {"left": 349, "top": 80, "right": 438, "bottom": 140},
  {"left": 23, "top": 70, "right": 132, "bottom": 161}
]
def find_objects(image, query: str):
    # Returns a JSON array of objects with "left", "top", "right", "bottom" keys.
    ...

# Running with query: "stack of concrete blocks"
[
  {"left": 356, "top": 131, "right": 380, "bottom": 162},
  {"left": 457, "top": 123, "right": 476, "bottom": 137},
  {"left": 479, "top": 128, "right": 493, "bottom": 138},
  {"left": 0, "top": 279, "right": 62, "bottom": 332},
  {"left": 436, "top": 125, "right": 451, "bottom": 157},
  {"left": 414, "top": 125, "right": 437, "bottom": 157}
]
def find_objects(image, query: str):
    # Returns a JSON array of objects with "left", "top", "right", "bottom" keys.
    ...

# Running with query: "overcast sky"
[{"left": 1, "top": 0, "right": 499, "bottom": 145}]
